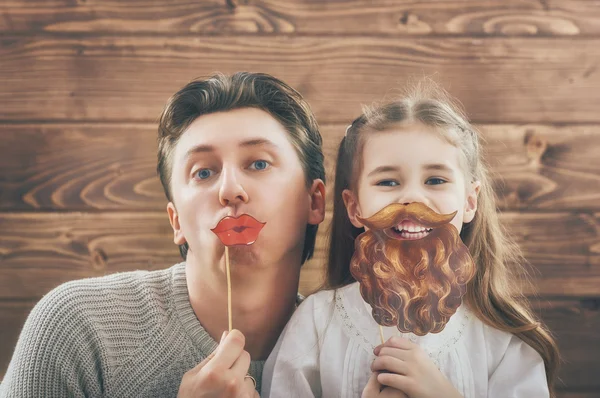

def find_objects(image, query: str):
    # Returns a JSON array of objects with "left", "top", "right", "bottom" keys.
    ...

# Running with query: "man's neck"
[{"left": 185, "top": 251, "right": 301, "bottom": 360}]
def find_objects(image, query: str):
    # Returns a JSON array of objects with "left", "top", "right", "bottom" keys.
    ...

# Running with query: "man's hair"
[{"left": 157, "top": 72, "right": 325, "bottom": 263}]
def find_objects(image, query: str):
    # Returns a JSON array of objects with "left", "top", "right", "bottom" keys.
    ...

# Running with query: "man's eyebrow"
[
  {"left": 184, "top": 144, "right": 215, "bottom": 160},
  {"left": 185, "top": 138, "right": 279, "bottom": 160},
  {"left": 239, "top": 138, "right": 279, "bottom": 149}
]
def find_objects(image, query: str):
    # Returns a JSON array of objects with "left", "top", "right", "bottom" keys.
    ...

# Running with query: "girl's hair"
[{"left": 327, "top": 80, "right": 559, "bottom": 396}]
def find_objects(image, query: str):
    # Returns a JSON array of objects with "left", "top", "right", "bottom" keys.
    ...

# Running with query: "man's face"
[{"left": 167, "top": 107, "right": 323, "bottom": 268}]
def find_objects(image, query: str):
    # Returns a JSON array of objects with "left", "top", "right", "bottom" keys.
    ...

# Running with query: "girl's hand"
[
  {"left": 371, "top": 336, "right": 462, "bottom": 398},
  {"left": 362, "top": 372, "right": 409, "bottom": 398}
]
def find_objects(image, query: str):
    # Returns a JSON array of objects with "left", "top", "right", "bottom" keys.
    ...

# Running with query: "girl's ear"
[
  {"left": 342, "top": 189, "right": 365, "bottom": 228},
  {"left": 463, "top": 181, "right": 481, "bottom": 223}
]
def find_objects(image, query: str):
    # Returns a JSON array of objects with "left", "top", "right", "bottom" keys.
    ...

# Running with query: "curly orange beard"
[{"left": 350, "top": 203, "right": 476, "bottom": 336}]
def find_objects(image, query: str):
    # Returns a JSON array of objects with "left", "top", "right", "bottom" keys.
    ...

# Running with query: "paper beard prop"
[{"left": 350, "top": 202, "right": 476, "bottom": 336}]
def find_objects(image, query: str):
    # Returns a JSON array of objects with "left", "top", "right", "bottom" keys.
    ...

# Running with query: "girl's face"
[{"left": 343, "top": 122, "right": 480, "bottom": 235}]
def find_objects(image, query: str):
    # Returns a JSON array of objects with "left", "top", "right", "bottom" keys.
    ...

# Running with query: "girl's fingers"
[
  {"left": 371, "top": 355, "right": 409, "bottom": 375},
  {"left": 383, "top": 336, "right": 415, "bottom": 350},
  {"left": 377, "top": 347, "right": 411, "bottom": 362},
  {"left": 362, "top": 372, "right": 383, "bottom": 398},
  {"left": 377, "top": 372, "right": 413, "bottom": 393}
]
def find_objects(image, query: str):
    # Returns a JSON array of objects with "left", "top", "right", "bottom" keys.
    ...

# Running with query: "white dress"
[{"left": 262, "top": 282, "right": 549, "bottom": 398}]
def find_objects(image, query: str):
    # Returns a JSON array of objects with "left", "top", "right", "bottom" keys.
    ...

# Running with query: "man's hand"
[{"left": 178, "top": 329, "right": 259, "bottom": 398}]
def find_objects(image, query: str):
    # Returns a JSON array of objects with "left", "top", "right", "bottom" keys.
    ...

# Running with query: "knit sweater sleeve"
[{"left": 1, "top": 282, "right": 107, "bottom": 398}]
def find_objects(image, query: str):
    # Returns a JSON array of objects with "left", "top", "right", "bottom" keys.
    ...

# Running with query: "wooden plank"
[
  {"left": 0, "top": 211, "right": 598, "bottom": 299},
  {"left": 536, "top": 299, "right": 600, "bottom": 391},
  {"left": 1, "top": 37, "right": 599, "bottom": 124},
  {"left": 557, "top": 392, "right": 600, "bottom": 398},
  {"left": 0, "top": 124, "right": 164, "bottom": 210},
  {"left": 1, "top": 298, "right": 598, "bottom": 390},
  {"left": 301, "top": 210, "right": 600, "bottom": 297},
  {"left": 0, "top": 300, "right": 36, "bottom": 379},
  {"left": 0, "top": 212, "right": 181, "bottom": 300},
  {"left": 2, "top": 124, "right": 600, "bottom": 211},
  {"left": 321, "top": 124, "right": 600, "bottom": 211},
  {"left": 1, "top": 1, "right": 598, "bottom": 37}
]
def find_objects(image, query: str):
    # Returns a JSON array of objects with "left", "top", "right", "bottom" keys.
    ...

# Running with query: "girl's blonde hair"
[{"left": 327, "top": 80, "right": 559, "bottom": 396}]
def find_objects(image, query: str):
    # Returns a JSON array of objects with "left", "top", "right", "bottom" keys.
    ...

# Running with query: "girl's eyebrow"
[
  {"left": 423, "top": 163, "right": 454, "bottom": 174},
  {"left": 367, "top": 163, "right": 455, "bottom": 178},
  {"left": 367, "top": 165, "right": 400, "bottom": 178}
]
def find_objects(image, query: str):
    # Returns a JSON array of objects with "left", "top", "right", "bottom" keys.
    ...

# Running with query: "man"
[{"left": 1, "top": 72, "right": 326, "bottom": 397}]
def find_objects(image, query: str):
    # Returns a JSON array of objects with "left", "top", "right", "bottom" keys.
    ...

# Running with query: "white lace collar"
[{"left": 334, "top": 282, "right": 471, "bottom": 366}]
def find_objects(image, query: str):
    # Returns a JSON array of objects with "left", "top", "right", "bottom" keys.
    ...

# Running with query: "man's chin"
[{"left": 226, "top": 244, "right": 261, "bottom": 264}]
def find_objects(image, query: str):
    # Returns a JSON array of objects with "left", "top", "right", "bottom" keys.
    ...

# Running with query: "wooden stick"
[
  {"left": 379, "top": 325, "right": 385, "bottom": 345},
  {"left": 225, "top": 246, "right": 232, "bottom": 332}
]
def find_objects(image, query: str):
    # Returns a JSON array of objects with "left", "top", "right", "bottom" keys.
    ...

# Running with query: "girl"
[{"left": 262, "top": 82, "right": 559, "bottom": 398}]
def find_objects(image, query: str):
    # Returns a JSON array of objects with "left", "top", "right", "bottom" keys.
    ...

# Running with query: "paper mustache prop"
[{"left": 350, "top": 202, "right": 475, "bottom": 337}]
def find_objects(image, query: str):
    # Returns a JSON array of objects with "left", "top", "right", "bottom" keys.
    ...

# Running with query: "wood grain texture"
[
  {"left": 1, "top": 298, "right": 598, "bottom": 389},
  {"left": 0, "top": 1, "right": 598, "bottom": 37},
  {"left": 0, "top": 212, "right": 181, "bottom": 300},
  {"left": 0, "top": 210, "right": 598, "bottom": 299},
  {"left": 556, "top": 393, "right": 600, "bottom": 398},
  {"left": 321, "top": 124, "right": 600, "bottom": 211},
  {"left": 301, "top": 210, "right": 600, "bottom": 297},
  {"left": 0, "top": 124, "right": 164, "bottom": 210},
  {"left": 536, "top": 298, "right": 600, "bottom": 390},
  {"left": 0, "top": 300, "right": 36, "bottom": 379},
  {"left": 2, "top": 124, "right": 600, "bottom": 211},
  {"left": 1, "top": 37, "right": 599, "bottom": 124}
]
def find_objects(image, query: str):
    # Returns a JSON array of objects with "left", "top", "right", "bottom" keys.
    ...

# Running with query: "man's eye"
[
  {"left": 426, "top": 177, "right": 447, "bottom": 185},
  {"left": 376, "top": 180, "right": 399, "bottom": 187},
  {"left": 195, "top": 169, "right": 214, "bottom": 180},
  {"left": 249, "top": 160, "right": 270, "bottom": 171}
]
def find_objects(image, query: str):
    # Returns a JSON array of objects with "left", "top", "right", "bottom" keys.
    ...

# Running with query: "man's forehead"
[
  {"left": 182, "top": 138, "right": 281, "bottom": 160},
  {"left": 174, "top": 109, "right": 290, "bottom": 159}
]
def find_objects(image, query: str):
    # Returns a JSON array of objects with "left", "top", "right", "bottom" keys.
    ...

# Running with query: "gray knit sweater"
[{"left": 0, "top": 262, "right": 264, "bottom": 397}]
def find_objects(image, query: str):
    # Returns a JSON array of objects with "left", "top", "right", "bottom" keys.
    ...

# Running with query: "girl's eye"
[
  {"left": 249, "top": 160, "right": 270, "bottom": 171},
  {"left": 195, "top": 169, "right": 214, "bottom": 180},
  {"left": 426, "top": 177, "right": 447, "bottom": 185},
  {"left": 376, "top": 180, "right": 399, "bottom": 187}
]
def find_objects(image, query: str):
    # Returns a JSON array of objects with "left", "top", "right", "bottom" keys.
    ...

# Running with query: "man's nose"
[{"left": 218, "top": 167, "right": 249, "bottom": 207}]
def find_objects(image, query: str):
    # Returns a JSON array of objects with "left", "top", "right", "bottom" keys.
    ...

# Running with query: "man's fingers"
[
  {"left": 230, "top": 350, "right": 251, "bottom": 380},
  {"left": 189, "top": 351, "right": 216, "bottom": 375},
  {"left": 209, "top": 329, "right": 246, "bottom": 370},
  {"left": 242, "top": 375, "right": 258, "bottom": 397}
]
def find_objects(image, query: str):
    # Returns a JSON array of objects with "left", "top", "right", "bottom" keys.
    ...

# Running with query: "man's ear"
[
  {"left": 307, "top": 179, "right": 326, "bottom": 225},
  {"left": 167, "top": 202, "right": 187, "bottom": 245},
  {"left": 342, "top": 189, "right": 364, "bottom": 228},
  {"left": 463, "top": 181, "right": 481, "bottom": 224}
]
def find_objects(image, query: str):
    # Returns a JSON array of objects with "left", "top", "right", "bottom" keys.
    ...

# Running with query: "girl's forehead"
[{"left": 361, "top": 128, "right": 462, "bottom": 170}]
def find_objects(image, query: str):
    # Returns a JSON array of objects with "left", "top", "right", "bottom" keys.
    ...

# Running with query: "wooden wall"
[{"left": 1, "top": 1, "right": 599, "bottom": 396}]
